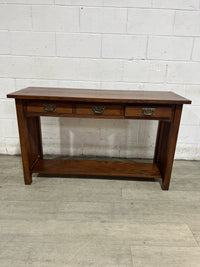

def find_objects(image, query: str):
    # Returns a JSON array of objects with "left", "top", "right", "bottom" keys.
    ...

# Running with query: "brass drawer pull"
[
  {"left": 142, "top": 108, "right": 155, "bottom": 116},
  {"left": 92, "top": 106, "right": 105, "bottom": 114},
  {"left": 43, "top": 104, "right": 56, "bottom": 112}
]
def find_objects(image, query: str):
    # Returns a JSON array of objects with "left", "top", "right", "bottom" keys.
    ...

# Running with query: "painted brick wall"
[{"left": 0, "top": 0, "right": 200, "bottom": 159}]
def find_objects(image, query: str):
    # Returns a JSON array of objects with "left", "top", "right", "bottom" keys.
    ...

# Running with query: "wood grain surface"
[
  {"left": 7, "top": 87, "right": 191, "bottom": 104},
  {"left": 33, "top": 159, "right": 162, "bottom": 179}
]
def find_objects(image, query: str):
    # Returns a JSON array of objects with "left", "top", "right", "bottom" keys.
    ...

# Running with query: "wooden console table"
[{"left": 7, "top": 88, "right": 191, "bottom": 190}]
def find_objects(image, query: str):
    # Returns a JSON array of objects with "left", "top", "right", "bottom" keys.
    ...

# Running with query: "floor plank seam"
[{"left": 187, "top": 224, "right": 200, "bottom": 247}]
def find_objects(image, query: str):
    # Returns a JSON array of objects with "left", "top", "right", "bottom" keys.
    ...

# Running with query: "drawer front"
[
  {"left": 125, "top": 106, "right": 173, "bottom": 120},
  {"left": 26, "top": 101, "right": 73, "bottom": 115},
  {"left": 76, "top": 104, "right": 123, "bottom": 116}
]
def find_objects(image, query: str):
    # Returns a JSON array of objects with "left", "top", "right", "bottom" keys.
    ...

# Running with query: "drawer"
[
  {"left": 76, "top": 104, "right": 123, "bottom": 116},
  {"left": 26, "top": 101, "right": 73, "bottom": 115},
  {"left": 125, "top": 106, "right": 173, "bottom": 120}
]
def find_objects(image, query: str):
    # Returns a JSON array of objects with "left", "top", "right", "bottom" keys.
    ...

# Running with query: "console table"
[{"left": 7, "top": 88, "right": 191, "bottom": 190}]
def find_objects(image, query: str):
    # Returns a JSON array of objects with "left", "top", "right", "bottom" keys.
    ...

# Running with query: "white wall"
[{"left": 0, "top": 0, "right": 200, "bottom": 160}]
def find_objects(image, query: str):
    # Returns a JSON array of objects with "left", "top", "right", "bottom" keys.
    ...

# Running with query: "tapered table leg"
[
  {"left": 15, "top": 99, "right": 43, "bottom": 184},
  {"left": 154, "top": 105, "right": 183, "bottom": 190}
]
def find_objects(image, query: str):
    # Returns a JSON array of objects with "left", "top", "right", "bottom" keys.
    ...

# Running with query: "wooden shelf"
[{"left": 32, "top": 159, "right": 162, "bottom": 179}]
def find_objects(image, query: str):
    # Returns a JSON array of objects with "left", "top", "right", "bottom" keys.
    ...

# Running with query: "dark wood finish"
[
  {"left": 76, "top": 103, "right": 123, "bottom": 116},
  {"left": 154, "top": 121, "right": 165, "bottom": 165},
  {"left": 34, "top": 116, "right": 43, "bottom": 160},
  {"left": 26, "top": 100, "right": 73, "bottom": 116},
  {"left": 33, "top": 159, "right": 162, "bottom": 179},
  {"left": 125, "top": 105, "right": 173, "bottom": 120},
  {"left": 27, "top": 116, "right": 43, "bottom": 166},
  {"left": 15, "top": 100, "right": 43, "bottom": 184},
  {"left": 15, "top": 99, "right": 32, "bottom": 184},
  {"left": 8, "top": 88, "right": 191, "bottom": 190},
  {"left": 154, "top": 105, "right": 183, "bottom": 190},
  {"left": 7, "top": 87, "right": 191, "bottom": 104}
]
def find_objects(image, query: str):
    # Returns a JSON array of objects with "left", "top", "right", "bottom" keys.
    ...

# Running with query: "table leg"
[
  {"left": 154, "top": 120, "right": 165, "bottom": 165},
  {"left": 154, "top": 105, "right": 183, "bottom": 190},
  {"left": 15, "top": 99, "right": 43, "bottom": 184}
]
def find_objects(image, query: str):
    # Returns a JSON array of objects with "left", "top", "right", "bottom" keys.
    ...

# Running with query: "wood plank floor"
[{"left": 0, "top": 155, "right": 200, "bottom": 266}]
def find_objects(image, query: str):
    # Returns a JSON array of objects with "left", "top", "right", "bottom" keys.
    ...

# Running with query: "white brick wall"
[
  {"left": 0, "top": 5, "right": 32, "bottom": 30},
  {"left": 56, "top": 33, "right": 101, "bottom": 57},
  {"left": 127, "top": 9, "right": 175, "bottom": 35},
  {"left": 152, "top": 0, "right": 199, "bottom": 9},
  {"left": 102, "top": 35, "right": 147, "bottom": 59},
  {"left": 192, "top": 38, "right": 200, "bottom": 60},
  {"left": 0, "top": 31, "right": 9, "bottom": 54},
  {"left": 80, "top": 7, "right": 127, "bottom": 33},
  {"left": 0, "top": 1, "right": 200, "bottom": 160},
  {"left": 32, "top": 6, "right": 79, "bottom": 32},
  {"left": 174, "top": 11, "right": 200, "bottom": 36},
  {"left": 147, "top": 36, "right": 193, "bottom": 60},
  {"left": 167, "top": 62, "right": 200, "bottom": 83},
  {"left": 123, "top": 61, "right": 167, "bottom": 82},
  {"left": 10, "top": 32, "right": 56, "bottom": 56}
]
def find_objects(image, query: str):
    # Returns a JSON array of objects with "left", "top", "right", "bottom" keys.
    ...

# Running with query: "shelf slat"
[{"left": 32, "top": 159, "right": 162, "bottom": 179}]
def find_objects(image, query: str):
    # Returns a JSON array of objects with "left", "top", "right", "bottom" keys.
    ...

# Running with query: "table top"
[{"left": 7, "top": 87, "right": 191, "bottom": 104}]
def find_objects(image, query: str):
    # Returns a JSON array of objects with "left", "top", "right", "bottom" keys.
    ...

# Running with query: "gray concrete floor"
[{"left": 0, "top": 155, "right": 200, "bottom": 266}]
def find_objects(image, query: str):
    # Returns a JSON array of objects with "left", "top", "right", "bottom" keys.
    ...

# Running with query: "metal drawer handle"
[
  {"left": 92, "top": 106, "right": 105, "bottom": 114},
  {"left": 142, "top": 108, "right": 155, "bottom": 116},
  {"left": 43, "top": 104, "right": 56, "bottom": 112}
]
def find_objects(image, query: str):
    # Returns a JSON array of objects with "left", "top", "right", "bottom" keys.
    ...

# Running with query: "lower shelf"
[{"left": 32, "top": 159, "right": 162, "bottom": 179}]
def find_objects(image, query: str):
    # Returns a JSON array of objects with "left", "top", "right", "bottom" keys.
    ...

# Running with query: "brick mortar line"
[
  {"left": 78, "top": 7, "right": 81, "bottom": 32},
  {"left": 145, "top": 36, "right": 149, "bottom": 59},
  {"left": 0, "top": 57, "right": 200, "bottom": 65},
  {"left": 9, "top": 77, "right": 200, "bottom": 85},
  {"left": 125, "top": 8, "right": 128, "bottom": 33},
  {"left": 164, "top": 63, "right": 168, "bottom": 83},
  {"left": 1, "top": 3, "right": 200, "bottom": 12},
  {"left": 190, "top": 37, "right": 196, "bottom": 60},
  {"left": 1, "top": 76, "right": 200, "bottom": 87},
  {"left": 0, "top": 54, "right": 200, "bottom": 63},
  {"left": 0, "top": 30, "right": 191, "bottom": 36},
  {"left": 2, "top": 77, "right": 200, "bottom": 87},
  {"left": 30, "top": 5, "right": 33, "bottom": 30},
  {"left": 1, "top": 75, "right": 200, "bottom": 84},
  {"left": 100, "top": 33, "right": 103, "bottom": 58},
  {"left": 54, "top": 32, "right": 57, "bottom": 56},
  {"left": 0, "top": 30, "right": 198, "bottom": 39},
  {"left": 13, "top": 78, "right": 17, "bottom": 90},
  {"left": 173, "top": 10, "right": 176, "bottom": 35}
]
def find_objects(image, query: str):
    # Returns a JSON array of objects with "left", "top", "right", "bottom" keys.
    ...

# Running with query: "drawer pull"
[
  {"left": 43, "top": 104, "right": 56, "bottom": 112},
  {"left": 142, "top": 108, "right": 155, "bottom": 116},
  {"left": 92, "top": 106, "right": 105, "bottom": 114}
]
